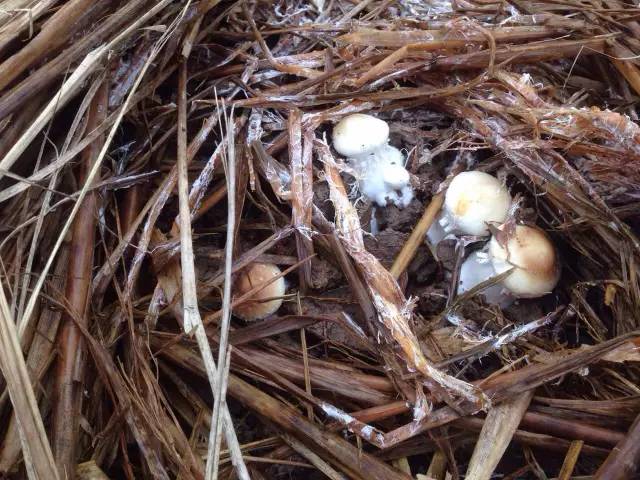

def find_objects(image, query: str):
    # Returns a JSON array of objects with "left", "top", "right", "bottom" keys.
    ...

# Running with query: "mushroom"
[
  {"left": 428, "top": 171, "right": 512, "bottom": 244},
  {"left": 332, "top": 113, "right": 389, "bottom": 157},
  {"left": 456, "top": 224, "right": 560, "bottom": 305},
  {"left": 489, "top": 224, "right": 560, "bottom": 298},
  {"left": 332, "top": 114, "right": 413, "bottom": 208},
  {"left": 233, "top": 263, "right": 286, "bottom": 321}
]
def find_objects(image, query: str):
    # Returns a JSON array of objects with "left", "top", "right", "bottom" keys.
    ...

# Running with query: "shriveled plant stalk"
[
  {"left": 0, "top": 44, "right": 107, "bottom": 187},
  {"left": 594, "top": 411, "right": 640, "bottom": 480},
  {"left": 458, "top": 418, "right": 609, "bottom": 457},
  {"left": 227, "top": 373, "right": 411, "bottom": 480},
  {"left": 0, "top": 245, "right": 69, "bottom": 473},
  {"left": 557, "top": 440, "right": 583, "bottom": 480},
  {"left": 0, "top": 0, "right": 109, "bottom": 91},
  {"left": 0, "top": 283, "right": 58, "bottom": 480},
  {"left": 174, "top": 52, "right": 248, "bottom": 478},
  {"left": 288, "top": 110, "right": 314, "bottom": 290},
  {"left": 465, "top": 391, "right": 534, "bottom": 480},
  {"left": 390, "top": 191, "right": 444, "bottom": 279},
  {"left": 209, "top": 102, "right": 237, "bottom": 477},
  {"left": 0, "top": 0, "right": 152, "bottom": 120},
  {"left": 51, "top": 81, "right": 107, "bottom": 478},
  {"left": 0, "top": 0, "right": 59, "bottom": 56},
  {"left": 17, "top": 76, "right": 103, "bottom": 335}
]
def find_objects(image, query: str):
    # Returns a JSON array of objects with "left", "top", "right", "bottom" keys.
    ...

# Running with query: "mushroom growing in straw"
[
  {"left": 332, "top": 113, "right": 413, "bottom": 208},
  {"left": 457, "top": 224, "right": 560, "bottom": 304},
  {"left": 332, "top": 113, "right": 390, "bottom": 158},
  {"left": 428, "top": 171, "right": 512, "bottom": 244},
  {"left": 489, "top": 224, "right": 561, "bottom": 298},
  {"left": 233, "top": 263, "right": 286, "bottom": 321}
]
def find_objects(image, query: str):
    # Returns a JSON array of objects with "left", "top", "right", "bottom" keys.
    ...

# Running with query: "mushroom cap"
[
  {"left": 489, "top": 224, "right": 560, "bottom": 297},
  {"left": 233, "top": 263, "right": 286, "bottom": 320},
  {"left": 332, "top": 113, "right": 389, "bottom": 157},
  {"left": 444, "top": 171, "right": 512, "bottom": 236}
]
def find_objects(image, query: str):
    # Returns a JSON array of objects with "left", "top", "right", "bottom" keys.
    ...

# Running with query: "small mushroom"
[
  {"left": 332, "top": 114, "right": 413, "bottom": 208},
  {"left": 489, "top": 224, "right": 560, "bottom": 298},
  {"left": 456, "top": 224, "right": 560, "bottom": 305},
  {"left": 441, "top": 171, "right": 512, "bottom": 237},
  {"left": 233, "top": 263, "right": 286, "bottom": 321},
  {"left": 332, "top": 113, "right": 389, "bottom": 157}
]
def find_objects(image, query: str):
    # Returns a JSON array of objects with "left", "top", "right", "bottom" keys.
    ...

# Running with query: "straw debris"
[{"left": 0, "top": 0, "right": 639, "bottom": 479}]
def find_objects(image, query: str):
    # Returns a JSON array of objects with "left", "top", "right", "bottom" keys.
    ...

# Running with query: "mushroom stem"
[
  {"left": 351, "top": 145, "right": 413, "bottom": 208},
  {"left": 457, "top": 250, "right": 512, "bottom": 306}
]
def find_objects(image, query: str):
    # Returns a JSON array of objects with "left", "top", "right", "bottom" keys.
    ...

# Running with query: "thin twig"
[
  {"left": 209, "top": 100, "right": 237, "bottom": 478},
  {"left": 390, "top": 191, "right": 445, "bottom": 279},
  {"left": 558, "top": 440, "right": 584, "bottom": 480}
]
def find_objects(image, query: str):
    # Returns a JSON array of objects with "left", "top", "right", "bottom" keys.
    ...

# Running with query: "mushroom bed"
[{"left": 0, "top": 1, "right": 640, "bottom": 480}]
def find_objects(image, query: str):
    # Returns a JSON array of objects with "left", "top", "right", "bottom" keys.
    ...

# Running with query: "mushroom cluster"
[
  {"left": 428, "top": 171, "right": 560, "bottom": 305},
  {"left": 332, "top": 113, "right": 413, "bottom": 208}
]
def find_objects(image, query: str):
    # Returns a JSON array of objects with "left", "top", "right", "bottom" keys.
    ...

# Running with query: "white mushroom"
[
  {"left": 489, "top": 224, "right": 560, "bottom": 298},
  {"left": 332, "top": 114, "right": 413, "bottom": 208},
  {"left": 233, "top": 263, "right": 286, "bottom": 320},
  {"left": 442, "top": 171, "right": 512, "bottom": 237},
  {"left": 332, "top": 113, "right": 389, "bottom": 157}
]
